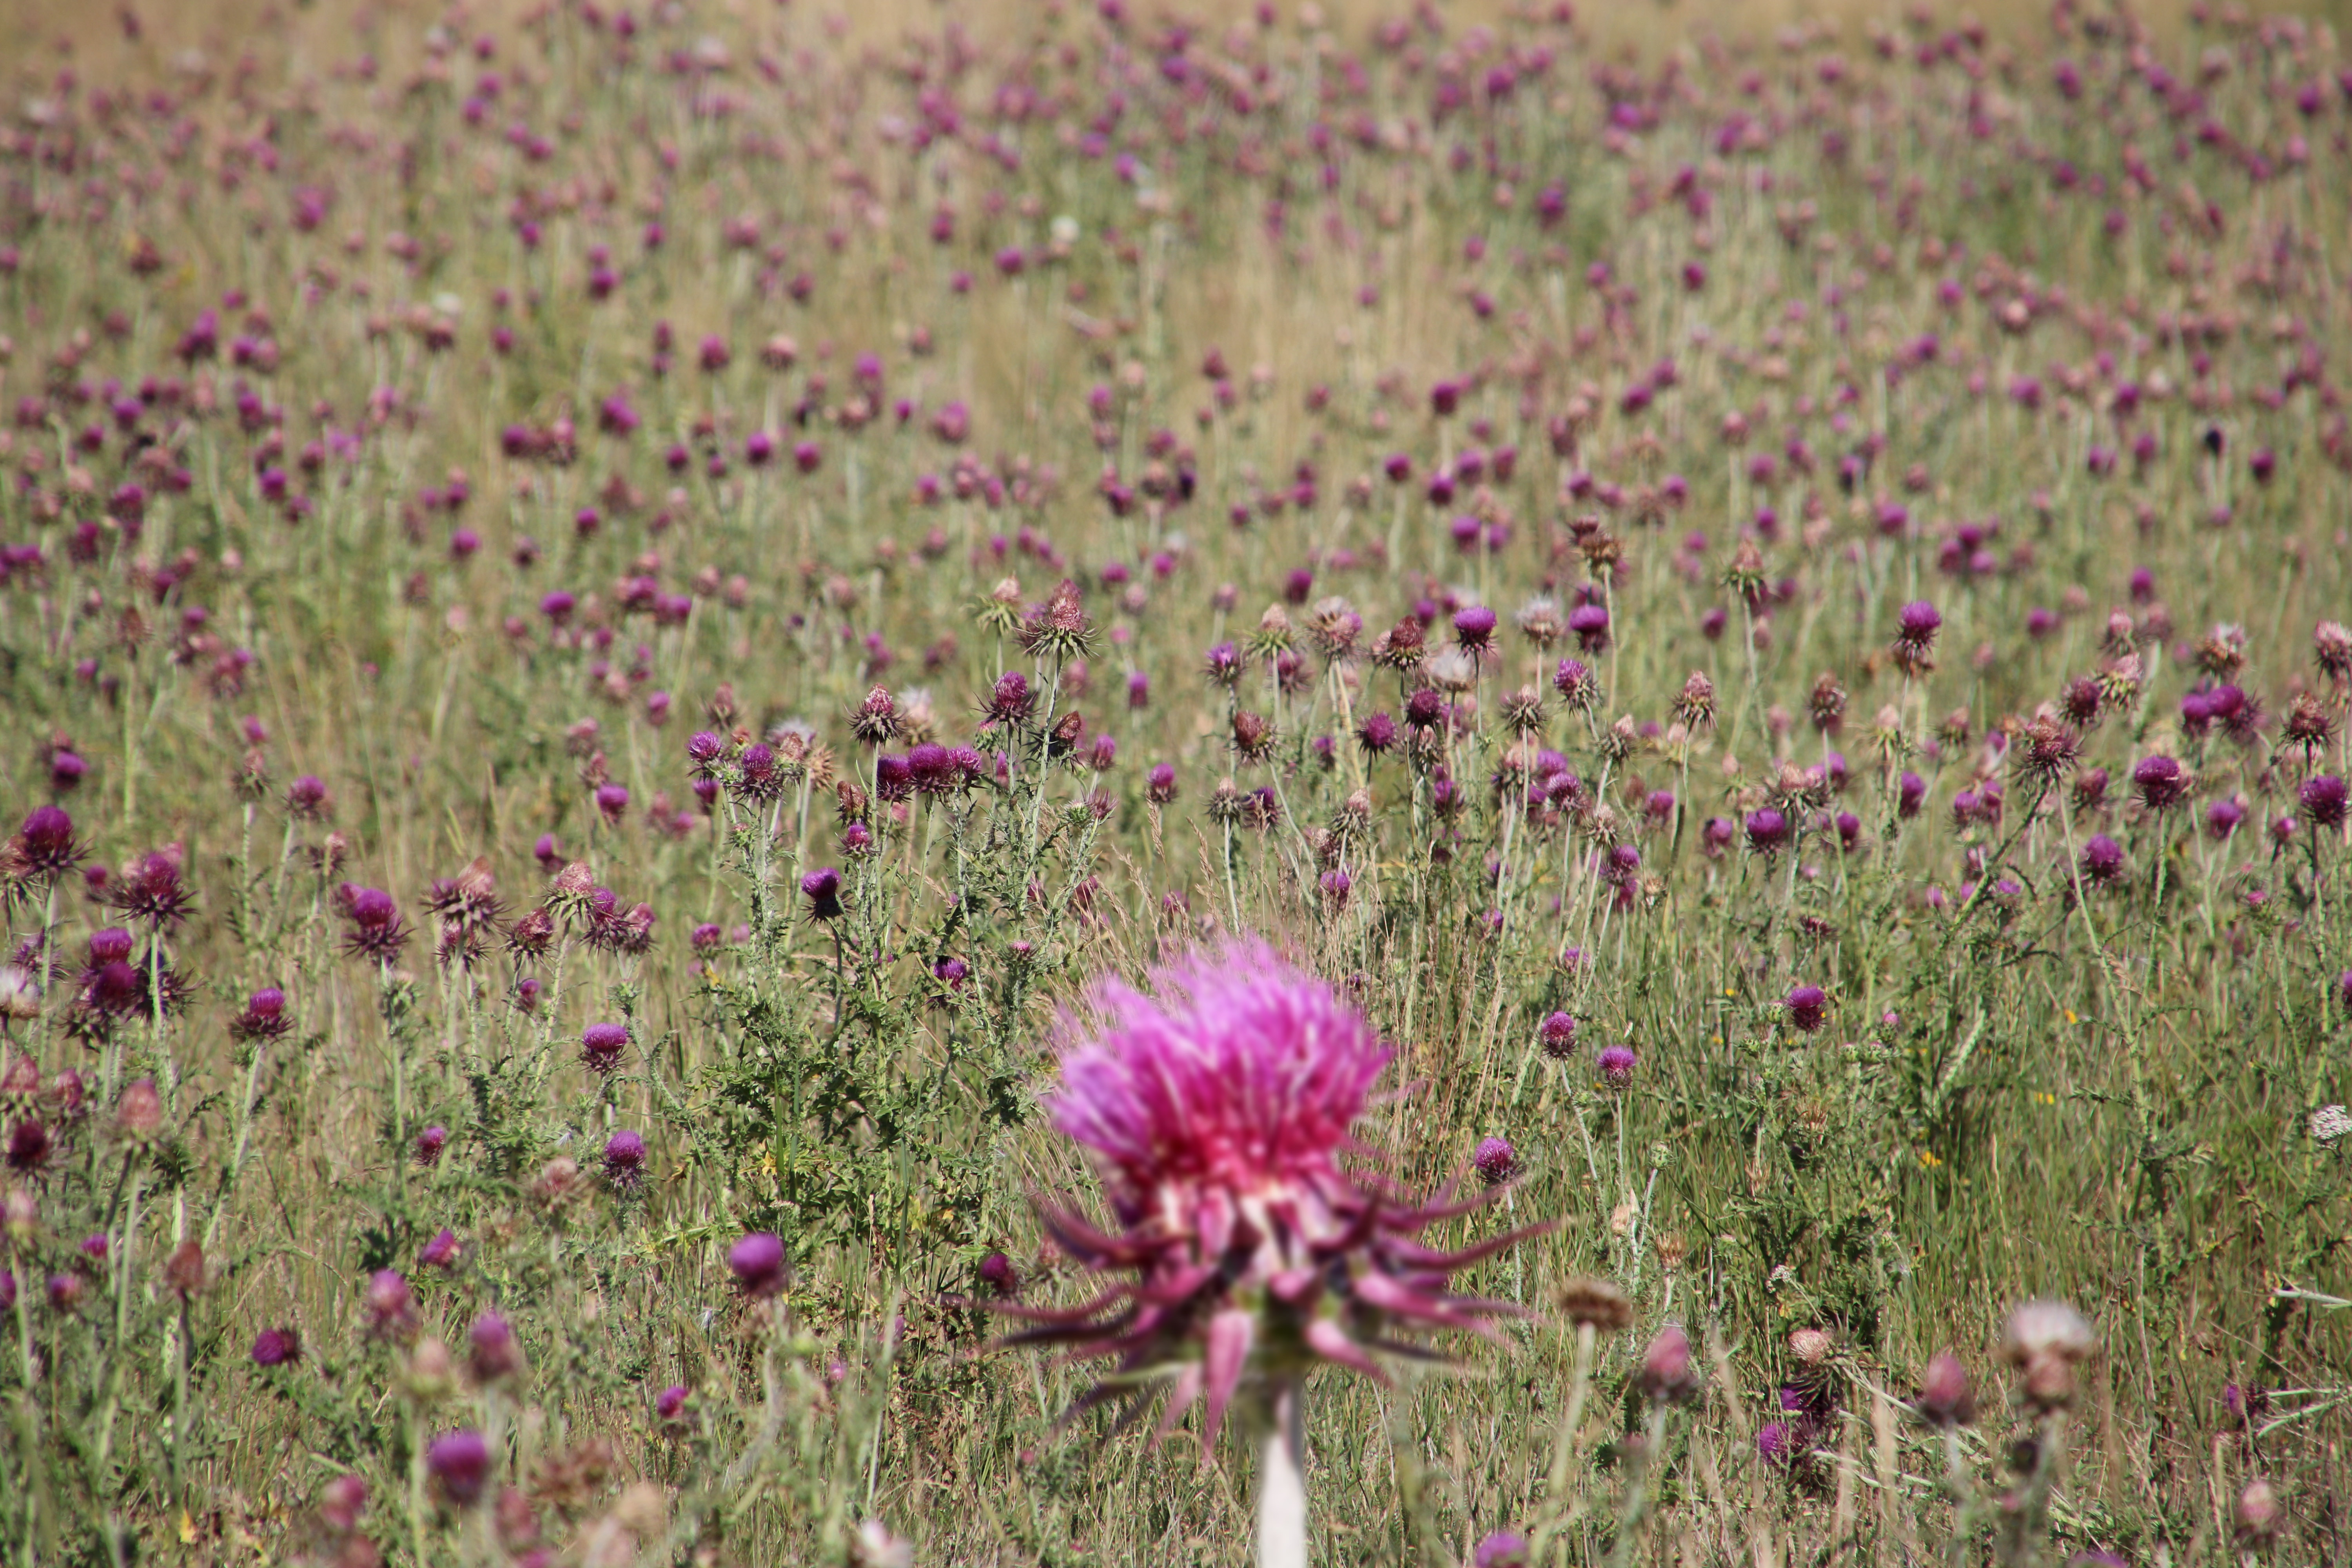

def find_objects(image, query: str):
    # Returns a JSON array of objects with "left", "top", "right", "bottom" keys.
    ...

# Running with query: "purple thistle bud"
[
  {"left": 1639, "top": 1323, "right": 1701, "bottom": 1404},
  {"left": 1746, "top": 808, "right": 1791, "bottom": 854},
  {"left": 1147, "top": 764, "right": 1178, "bottom": 805},
  {"left": 1895, "top": 600, "right": 1942, "bottom": 648},
  {"left": 250, "top": 1327, "right": 300, "bottom": 1367},
  {"left": 425, "top": 1430, "right": 492, "bottom": 1507},
  {"left": 603, "top": 1129, "right": 647, "bottom": 1189},
  {"left": 2132, "top": 755, "right": 2190, "bottom": 812},
  {"left": 1916, "top": 1350, "right": 1976, "bottom": 1428},
  {"left": 14, "top": 806, "right": 82, "bottom": 879},
  {"left": 581, "top": 1023, "right": 629, "bottom": 1074},
  {"left": 468, "top": 1311, "right": 523, "bottom": 1384},
  {"left": 6, "top": 1120, "right": 52, "bottom": 1173},
  {"left": 1597, "top": 1044, "right": 1638, "bottom": 1090},
  {"left": 1452, "top": 605, "right": 1497, "bottom": 650},
  {"left": 2300, "top": 774, "right": 2349, "bottom": 829},
  {"left": 2080, "top": 835, "right": 2125, "bottom": 887},
  {"left": 978, "top": 1250, "right": 1019, "bottom": 1297},
  {"left": 420, "top": 1228, "right": 461, "bottom": 1270},
  {"left": 1473, "top": 1135, "right": 1517, "bottom": 1185},
  {"left": 1539, "top": 1012, "right": 1577, "bottom": 1058},
  {"left": 656, "top": 1384, "right": 691, "bottom": 1427},
  {"left": 985, "top": 671, "right": 1035, "bottom": 726},
  {"left": 1785, "top": 985, "right": 1828, "bottom": 1033},
  {"left": 1474, "top": 1532, "right": 1531, "bottom": 1568},
  {"left": 729, "top": 1231, "right": 789, "bottom": 1297},
  {"left": 1756, "top": 1420, "right": 1797, "bottom": 1467},
  {"left": 414, "top": 1125, "right": 448, "bottom": 1166},
  {"left": 801, "top": 867, "right": 844, "bottom": 920},
  {"left": 364, "top": 1269, "right": 417, "bottom": 1341},
  {"left": 1567, "top": 603, "right": 1611, "bottom": 652},
  {"left": 1897, "top": 772, "right": 1928, "bottom": 819}
]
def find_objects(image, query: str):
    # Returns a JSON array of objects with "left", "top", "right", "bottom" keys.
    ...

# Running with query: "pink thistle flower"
[{"left": 1002, "top": 939, "right": 1545, "bottom": 1449}]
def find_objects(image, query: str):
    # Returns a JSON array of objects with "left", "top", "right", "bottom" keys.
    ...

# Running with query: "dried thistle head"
[
  {"left": 1677, "top": 671, "right": 1718, "bottom": 731},
  {"left": 1808, "top": 673, "right": 1846, "bottom": 734},
  {"left": 1556, "top": 1276, "right": 1634, "bottom": 1334},
  {"left": 1306, "top": 597, "right": 1363, "bottom": 660}
]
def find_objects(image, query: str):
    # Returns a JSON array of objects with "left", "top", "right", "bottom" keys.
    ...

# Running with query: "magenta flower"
[{"left": 1001, "top": 939, "right": 1543, "bottom": 1448}]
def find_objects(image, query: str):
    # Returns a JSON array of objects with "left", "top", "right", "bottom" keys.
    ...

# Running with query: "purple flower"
[
  {"left": 1639, "top": 1323, "right": 1700, "bottom": 1404},
  {"left": 978, "top": 1251, "right": 1019, "bottom": 1297},
  {"left": 1746, "top": 808, "right": 1791, "bottom": 854},
  {"left": 603, "top": 1129, "right": 648, "bottom": 1190},
  {"left": 1785, "top": 985, "right": 1828, "bottom": 1033},
  {"left": 251, "top": 1327, "right": 300, "bottom": 1367},
  {"left": 420, "top": 1228, "right": 461, "bottom": 1270},
  {"left": 1474, "top": 1531, "right": 1531, "bottom": 1568},
  {"left": 2080, "top": 835, "right": 2125, "bottom": 887},
  {"left": 1473, "top": 1136, "right": 1517, "bottom": 1185},
  {"left": 1916, "top": 1350, "right": 1976, "bottom": 1428},
  {"left": 468, "top": 1311, "right": 523, "bottom": 1383},
  {"left": 2301, "top": 775, "right": 2348, "bottom": 829},
  {"left": 1539, "top": 1012, "right": 1577, "bottom": 1059},
  {"left": 581, "top": 1023, "right": 629, "bottom": 1074},
  {"left": 729, "top": 1231, "right": 789, "bottom": 1297},
  {"left": 656, "top": 1383, "right": 691, "bottom": 1428},
  {"left": 1597, "top": 1044, "right": 1637, "bottom": 1090},
  {"left": 425, "top": 1430, "right": 492, "bottom": 1507},
  {"left": 1452, "top": 605, "right": 1497, "bottom": 650},
  {"left": 1019, "top": 940, "right": 1543, "bottom": 1446},
  {"left": 2133, "top": 755, "right": 2190, "bottom": 812},
  {"left": 1757, "top": 1419, "right": 1798, "bottom": 1467},
  {"left": 801, "top": 867, "right": 844, "bottom": 920},
  {"left": 363, "top": 1269, "right": 416, "bottom": 1341},
  {"left": 13, "top": 806, "right": 81, "bottom": 879}
]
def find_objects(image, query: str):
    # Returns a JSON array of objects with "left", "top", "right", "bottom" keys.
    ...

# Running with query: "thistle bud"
[
  {"left": 115, "top": 1077, "right": 163, "bottom": 1141},
  {"left": 1639, "top": 1323, "right": 1701, "bottom": 1405}
]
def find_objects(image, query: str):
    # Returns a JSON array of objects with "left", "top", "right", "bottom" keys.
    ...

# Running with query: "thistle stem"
[{"left": 1258, "top": 1381, "right": 1308, "bottom": 1568}]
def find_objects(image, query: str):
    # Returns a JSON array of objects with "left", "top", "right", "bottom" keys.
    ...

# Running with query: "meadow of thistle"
[{"left": 2, "top": 0, "right": 2352, "bottom": 1561}]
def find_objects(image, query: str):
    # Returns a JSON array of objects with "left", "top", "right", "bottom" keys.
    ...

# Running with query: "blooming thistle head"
[
  {"left": 229, "top": 987, "right": 291, "bottom": 1043},
  {"left": 1891, "top": 599, "right": 1941, "bottom": 676},
  {"left": 2079, "top": 835, "right": 2125, "bottom": 888},
  {"left": 580, "top": 1023, "right": 629, "bottom": 1075},
  {"left": 1597, "top": 1044, "right": 1638, "bottom": 1091},
  {"left": 1784, "top": 985, "right": 1828, "bottom": 1033},
  {"left": 2132, "top": 755, "right": 2190, "bottom": 813},
  {"left": 1001, "top": 939, "right": 1545, "bottom": 1449},
  {"left": 801, "top": 867, "right": 844, "bottom": 920},
  {"left": 603, "top": 1129, "right": 647, "bottom": 1192},
  {"left": 337, "top": 884, "right": 407, "bottom": 962},
  {"left": 10, "top": 806, "right": 82, "bottom": 882},
  {"left": 1472, "top": 1136, "right": 1517, "bottom": 1186},
  {"left": 2300, "top": 775, "right": 2349, "bottom": 831}
]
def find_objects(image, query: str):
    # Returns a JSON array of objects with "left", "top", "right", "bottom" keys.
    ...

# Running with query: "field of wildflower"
[{"left": 1, "top": 0, "right": 2350, "bottom": 1561}]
